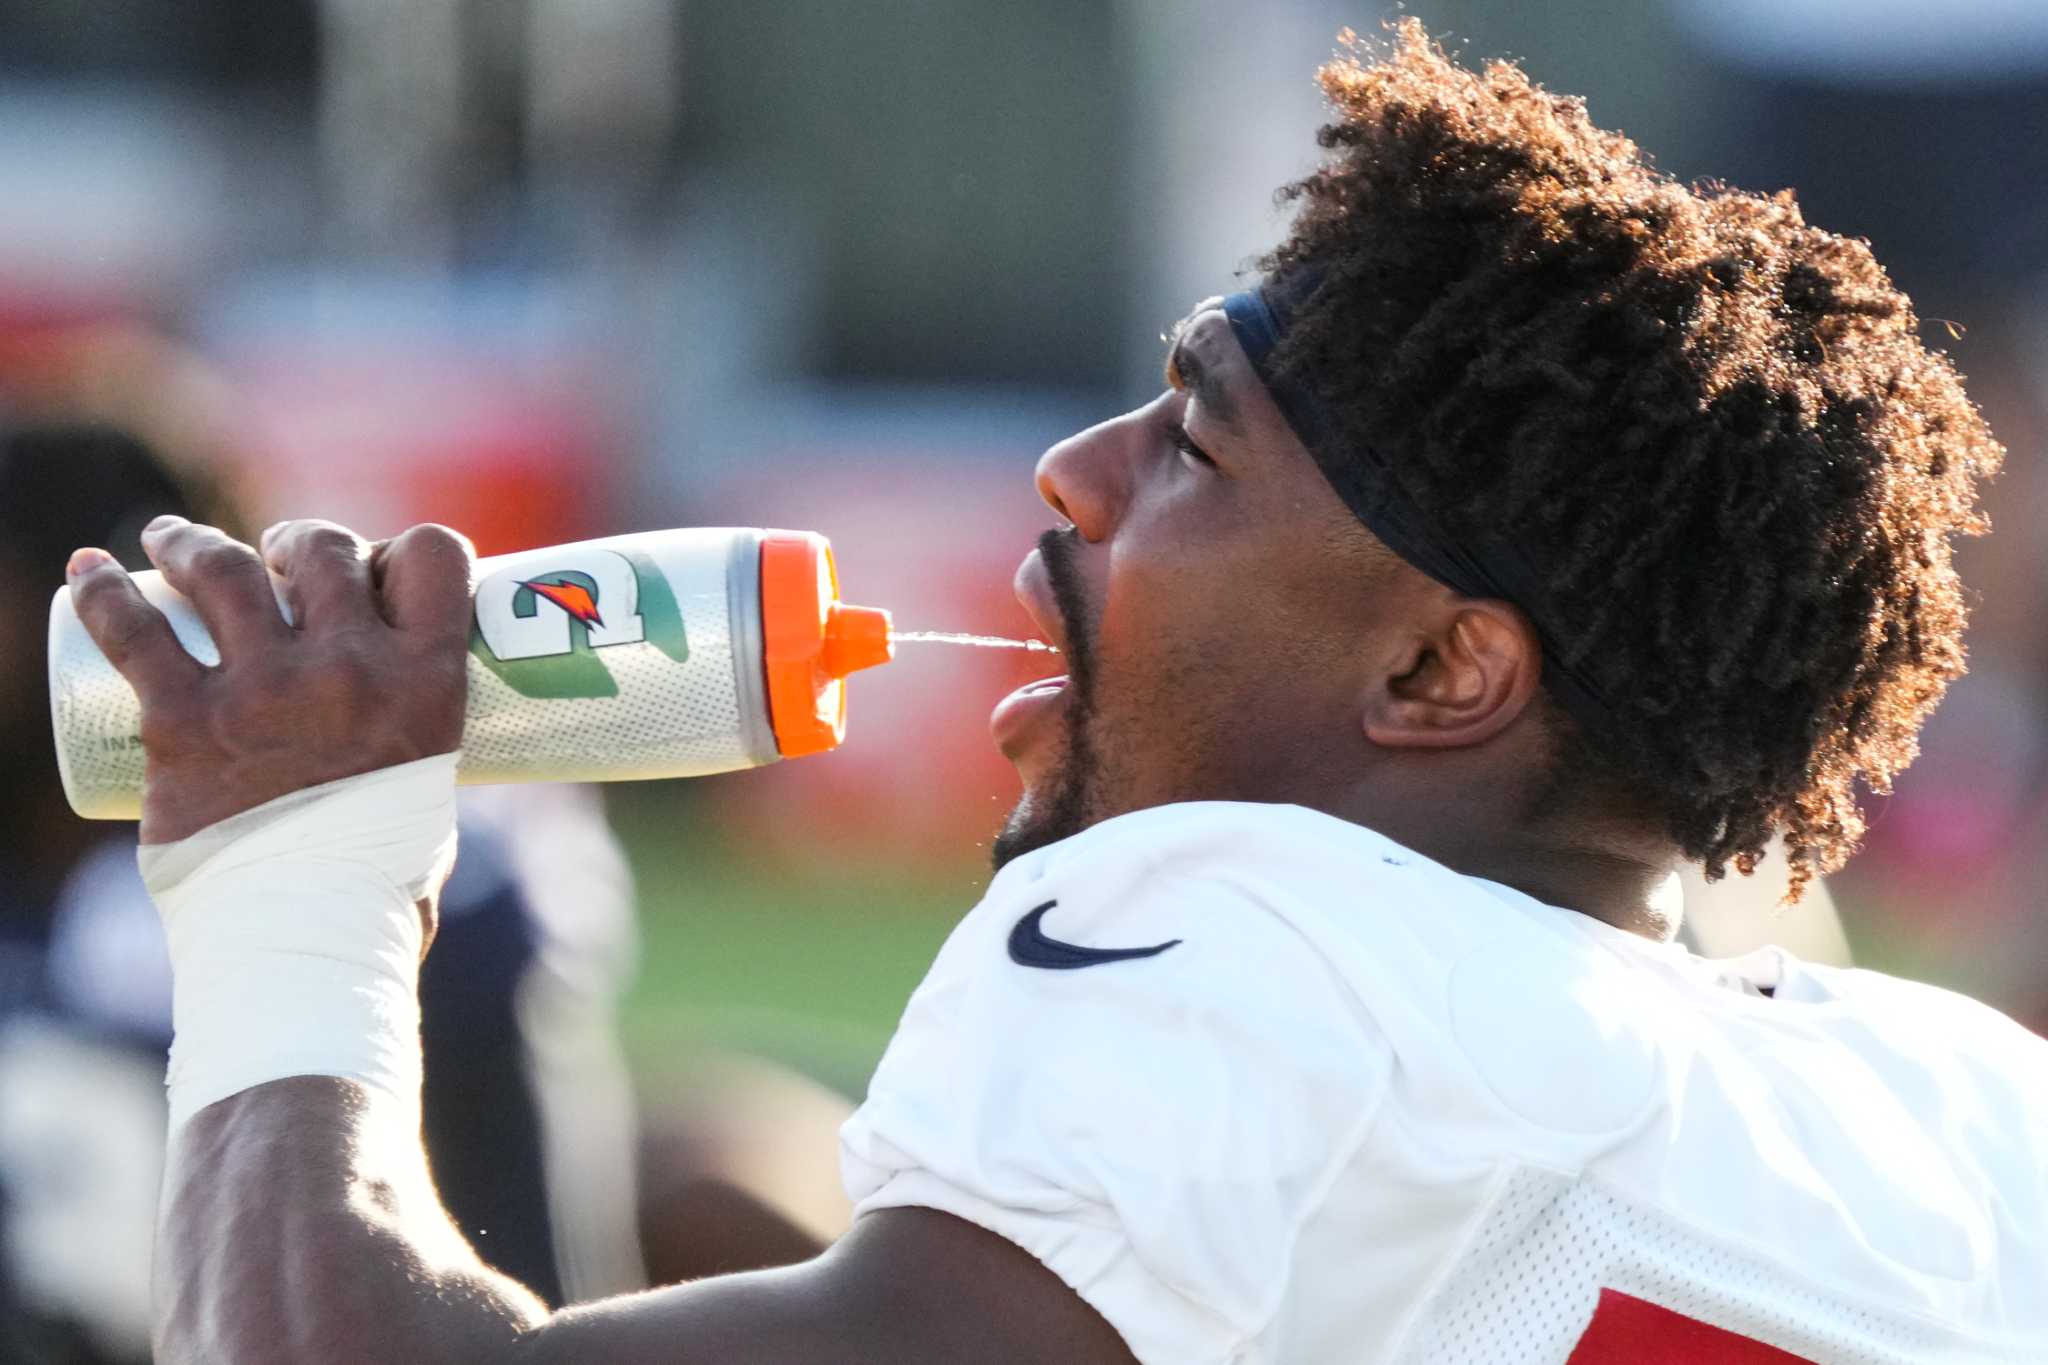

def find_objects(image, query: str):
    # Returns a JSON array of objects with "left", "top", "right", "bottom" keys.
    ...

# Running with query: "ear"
[{"left": 1363, "top": 600, "right": 1543, "bottom": 750}]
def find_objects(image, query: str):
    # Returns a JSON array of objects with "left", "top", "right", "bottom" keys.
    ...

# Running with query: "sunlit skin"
[{"left": 61, "top": 308, "right": 1679, "bottom": 1365}]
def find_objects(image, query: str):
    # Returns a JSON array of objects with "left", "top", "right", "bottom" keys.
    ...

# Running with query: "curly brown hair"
[{"left": 1261, "top": 22, "right": 2002, "bottom": 896}]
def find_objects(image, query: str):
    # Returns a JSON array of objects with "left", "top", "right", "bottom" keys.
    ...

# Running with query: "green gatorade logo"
[{"left": 469, "top": 547, "right": 688, "bottom": 699}]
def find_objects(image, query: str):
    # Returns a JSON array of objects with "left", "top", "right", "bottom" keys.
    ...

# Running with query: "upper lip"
[{"left": 1013, "top": 547, "right": 1070, "bottom": 656}]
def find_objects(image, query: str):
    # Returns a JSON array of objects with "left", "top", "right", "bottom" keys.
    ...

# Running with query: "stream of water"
[{"left": 889, "top": 630, "right": 1059, "bottom": 654}]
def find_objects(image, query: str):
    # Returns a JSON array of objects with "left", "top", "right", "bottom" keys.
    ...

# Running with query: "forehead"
[
  {"left": 1185, "top": 309, "right": 1237, "bottom": 350},
  {"left": 1168, "top": 299, "right": 1236, "bottom": 358},
  {"left": 1165, "top": 305, "right": 1254, "bottom": 400}
]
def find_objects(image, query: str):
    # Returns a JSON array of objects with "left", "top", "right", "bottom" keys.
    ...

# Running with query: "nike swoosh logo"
[{"left": 1007, "top": 899, "right": 1181, "bottom": 970}]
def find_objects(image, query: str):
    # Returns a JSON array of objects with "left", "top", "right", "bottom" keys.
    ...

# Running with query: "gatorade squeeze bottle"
[{"left": 47, "top": 528, "right": 893, "bottom": 820}]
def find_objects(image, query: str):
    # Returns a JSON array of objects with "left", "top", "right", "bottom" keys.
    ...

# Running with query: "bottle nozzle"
[{"left": 823, "top": 602, "right": 893, "bottom": 679}]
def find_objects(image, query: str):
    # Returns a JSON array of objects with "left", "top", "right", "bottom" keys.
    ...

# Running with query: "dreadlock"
[{"left": 1262, "top": 21, "right": 2001, "bottom": 897}]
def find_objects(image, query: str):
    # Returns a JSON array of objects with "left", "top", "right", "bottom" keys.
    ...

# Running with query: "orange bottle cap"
[{"left": 759, "top": 530, "right": 894, "bottom": 758}]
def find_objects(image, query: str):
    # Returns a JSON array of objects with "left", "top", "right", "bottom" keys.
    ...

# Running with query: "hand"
[{"left": 67, "top": 517, "right": 474, "bottom": 845}]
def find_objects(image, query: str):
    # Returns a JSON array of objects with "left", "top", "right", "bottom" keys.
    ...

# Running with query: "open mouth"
[{"left": 994, "top": 545, "right": 1077, "bottom": 752}]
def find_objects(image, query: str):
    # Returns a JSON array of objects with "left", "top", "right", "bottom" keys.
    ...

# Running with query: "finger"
[
  {"left": 371, "top": 524, "right": 475, "bottom": 644},
  {"left": 140, "top": 517, "right": 290, "bottom": 660},
  {"left": 66, "top": 548, "right": 207, "bottom": 701},
  {"left": 260, "top": 519, "right": 381, "bottom": 632}
]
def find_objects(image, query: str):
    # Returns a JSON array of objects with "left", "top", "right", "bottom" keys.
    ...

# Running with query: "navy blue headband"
[{"left": 1221, "top": 285, "right": 1612, "bottom": 733}]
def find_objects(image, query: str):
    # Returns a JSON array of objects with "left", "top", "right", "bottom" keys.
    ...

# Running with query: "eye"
[{"left": 1167, "top": 420, "right": 1214, "bottom": 469}]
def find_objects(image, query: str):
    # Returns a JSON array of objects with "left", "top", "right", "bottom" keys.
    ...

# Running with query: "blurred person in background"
[
  {"left": 0, "top": 423, "right": 646, "bottom": 1361},
  {"left": 0, "top": 426, "right": 195, "bottom": 1365}
]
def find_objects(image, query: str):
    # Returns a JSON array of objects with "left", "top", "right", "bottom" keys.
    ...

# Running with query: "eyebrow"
[{"left": 1165, "top": 332, "right": 1241, "bottom": 430}]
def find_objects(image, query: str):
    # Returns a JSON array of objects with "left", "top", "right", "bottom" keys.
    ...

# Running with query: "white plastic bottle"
[{"left": 47, "top": 527, "right": 893, "bottom": 820}]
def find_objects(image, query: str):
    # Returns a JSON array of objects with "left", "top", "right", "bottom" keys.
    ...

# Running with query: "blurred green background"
[{"left": 610, "top": 778, "right": 975, "bottom": 1098}]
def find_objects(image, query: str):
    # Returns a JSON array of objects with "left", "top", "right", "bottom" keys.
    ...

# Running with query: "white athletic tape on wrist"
[{"left": 139, "top": 753, "right": 460, "bottom": 1132}]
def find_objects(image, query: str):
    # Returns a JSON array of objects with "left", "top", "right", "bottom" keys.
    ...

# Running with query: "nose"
[{"left": 1035, "top": 411, "right": 1137, "bottom": 543}]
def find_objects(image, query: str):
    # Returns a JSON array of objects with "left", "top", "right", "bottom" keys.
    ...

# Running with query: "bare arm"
[
  {"left": 156, "top": 1080, "right": 542, "bottom": 1361},
  {"left": 68, "top": 518, "right": 1136, "bottom": 1365},
  {"left": 159, "top": 1078, "right": 1134, "bottom": 1365}
]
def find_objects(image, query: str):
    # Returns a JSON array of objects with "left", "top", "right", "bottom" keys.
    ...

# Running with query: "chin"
[
  {"left": 991, "top": 689, "right": 1107, "bottom": 870},
  {"left": 990, "top": 777, "right": 1093, "bottom": 871},
  {"left": 990, "top": 793, "right": 1059, "bottom": 871}
]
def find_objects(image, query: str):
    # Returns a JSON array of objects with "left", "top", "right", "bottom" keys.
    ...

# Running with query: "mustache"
[{"left": 1037, "top": 526, "right": 1093, "bottom": 696}]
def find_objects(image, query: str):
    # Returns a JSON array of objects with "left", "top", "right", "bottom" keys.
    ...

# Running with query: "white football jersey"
[{"left": 840, "top": 803, "right": 2048, "bottom": 1364}]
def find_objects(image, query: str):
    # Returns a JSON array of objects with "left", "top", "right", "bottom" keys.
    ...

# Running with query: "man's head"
[
  {"left": 992, "top": 22, "right": 2000, "bottom": 899},
  {"left": 991, "top": 299, "right": 1550, "bottom": 872}
]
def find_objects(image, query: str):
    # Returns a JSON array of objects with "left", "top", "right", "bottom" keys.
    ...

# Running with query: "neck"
[
  {"left": 1331, "top": 783, "right": 1681, "bottom": 940},
  {"left": 1445, "top": 837, "right": 1683, "bottom": 940}
]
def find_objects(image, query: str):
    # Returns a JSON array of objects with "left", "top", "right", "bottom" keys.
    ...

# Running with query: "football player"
[{"left": 69, "top": 24, "right": 2043, "bottom": 1364}]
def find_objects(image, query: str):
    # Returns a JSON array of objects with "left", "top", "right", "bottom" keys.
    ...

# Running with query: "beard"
[
  {"left": 990, "top": 697, "right": 1096, "bottom": 870},
  {"left": 990, "top": 527, "right": 1098, "bottom": 871}
]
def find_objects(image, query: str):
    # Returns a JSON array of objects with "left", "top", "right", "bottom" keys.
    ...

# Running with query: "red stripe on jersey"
[{"left": 1566, "top": 1289, "right": 1818, "bottom": 1364}]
